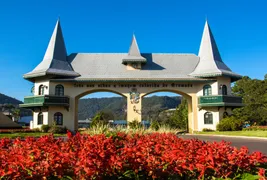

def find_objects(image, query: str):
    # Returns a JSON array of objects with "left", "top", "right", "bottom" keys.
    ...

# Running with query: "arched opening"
[
  {"left": 203, "top": 85, "right": 212, "bottom": 96},
  {"left": 221, "top": 85, "right": 227, "bottom": 95},
  {"left": 141, "top": 90, "right": 191, "bottom": 132},
  {"left": 54, "top": 112, "right": 63, "bottom": 125},
  {"left": 55, "top": 84, "right": 64, "bottom": 96},
  {"left": 37, "top": 112, "right": 43, "bottom": 125},
  {"left": 76, "top": 90, "right": 127, "bottom": 129},
  {"left": 39, "top": 85, "right": 44, "bottom": 95}
]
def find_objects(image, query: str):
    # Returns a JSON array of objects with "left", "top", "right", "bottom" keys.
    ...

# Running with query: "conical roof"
[
  {"left": 122, "top": 34, "right": 146, "bottom": 64},
  {"left": 0, "top": 113, "right": 21, "bottom": 128},
  {"left": 190, "top": 20, "right": 241, "bottom": 81},
  {"left": 24, "top": 19, "right": 79, "bottom": 79}
]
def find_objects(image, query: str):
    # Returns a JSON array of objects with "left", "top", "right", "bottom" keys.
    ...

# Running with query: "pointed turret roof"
[
  {"left": 190, "top": 20, "right": 241, "bottom": 81},
  {"left": 122, "top": 34, "right": 146, "bottom": 64},
  {"left": 24, "top": 19, "right": 79, "bottom": 79}
]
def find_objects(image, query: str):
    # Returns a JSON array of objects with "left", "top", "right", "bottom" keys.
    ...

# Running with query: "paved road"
[{"left": 179, "top": 135, "right": 267, "bottom": 155}]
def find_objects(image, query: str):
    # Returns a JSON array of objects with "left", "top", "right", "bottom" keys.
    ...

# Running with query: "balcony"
[
  {"left": 198, "top": 95, "right": 243, "bottom": 107},
  {"left": 19, "top": 95, "right": 69, "bottom": 108}
]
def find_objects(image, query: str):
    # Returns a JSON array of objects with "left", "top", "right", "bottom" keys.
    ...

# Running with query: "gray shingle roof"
[
  {"left": 67, "top": 53, "right": 203, "bottom": 81},
  {"left": 24, "top": 20, "right": 79, "bottom": 79},
  {"left": 190, "top": 20, "right": 241, "bottom": 80},
  {"left": 24, "top": 20, "right": 241, "bottom": 82},
  {"left": 122, "top": 35, "right": 147, "bottom": 64}
]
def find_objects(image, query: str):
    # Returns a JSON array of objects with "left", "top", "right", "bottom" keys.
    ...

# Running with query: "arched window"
[
  {"left": 203, "top": 85, "right": 212, "bottom": 96},
  {"left": 38, "top": 112, "right": 43, "bottom": 125},
  {"left": 204, "top": 112, "right": 213, "bottom": 124},
  {"left": 222, "top": 85, "right": 227, "bottom": 95},
  {"left": 39, "top": 85, "right": 45, "bottom": 95},
  {"left": 54, "top": 112, "right": 63, "bottom": 125},
  {"left": 55, "top": 85, "right": 64, "bottom": 96}
]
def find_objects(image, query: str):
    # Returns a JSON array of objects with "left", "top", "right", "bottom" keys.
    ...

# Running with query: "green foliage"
[
  {"left": 41, "top": 125, "right": 50, "bottom": 133},
  {"left": 232, "top": 76, "right": 267, "bottom": 125},
  {"left": 202, "top": 128, "right": 215, "bottom": 132},
  {"left": 48, "top": 121, "right": 67, "bottom": 134},
  {"left": 150, "top": 120, "right": 160, "bottom": 130},
  {"left": 168, "top": 99, "right": 188, "bottom": 130},
  {"left": 91, "top": 111, "right": 113, "bottom": 127},
  {"left": 216, "top": 116, "right": 243, "bottom": 131},
  {"left": 128, "top": 119, "right": 143, "bottom": 129}
]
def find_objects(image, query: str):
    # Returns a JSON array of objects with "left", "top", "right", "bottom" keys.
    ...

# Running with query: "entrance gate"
[{"left": 20, "top": 19, "right": 243, "bottom": 133}]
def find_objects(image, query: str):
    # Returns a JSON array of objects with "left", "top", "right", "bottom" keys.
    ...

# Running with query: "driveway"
[{"left": 179, "top": 134, "right": 267, "bottom": 155}]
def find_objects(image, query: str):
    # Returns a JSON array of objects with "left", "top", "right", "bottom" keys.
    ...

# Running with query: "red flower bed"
[{"left": 0, "top": 133, "right": 266, "bottom": 179}]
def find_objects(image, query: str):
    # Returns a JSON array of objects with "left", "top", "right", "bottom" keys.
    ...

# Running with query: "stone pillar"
[
  {"left": 125, "top": 92, "right": 142, "bottom": 123},
  {"left": 191, "top": 94, "right": 199, "bottom": 133},
  {"left": 187, "top": 97, "right": 193, "bottom": 133}
]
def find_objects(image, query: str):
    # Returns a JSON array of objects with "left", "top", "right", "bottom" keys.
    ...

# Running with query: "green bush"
[
  {"left": 150, "top": 120, "right": 160, "bottom": 131},
  {"left": 41, "top": 125, "right": 50, "bottom": 133},
  {"left": 202, "top": 128, "right": 214, "bottom": 132},
  {"left": 48, "top": 126, "right": 67, "bottom": 134},
  {"left": 128, "top": 119, "right": 143, "bottom": 129},
  {"left": 216, "top": 116, "right": 243, "bottom": 131}
]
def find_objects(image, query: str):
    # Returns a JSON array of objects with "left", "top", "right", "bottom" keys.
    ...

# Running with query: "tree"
[
  {"left": 170, "top": 98, "right": 188, "bottom": 130},
  {"left": 90, "top": 110, "right": 114, "bottom": 127},
  {"left": 12, "top": 108, "right": 20, "bottom": 122},
  {"left": 232, "top": 76, "right": 267, "bottom": 125}
]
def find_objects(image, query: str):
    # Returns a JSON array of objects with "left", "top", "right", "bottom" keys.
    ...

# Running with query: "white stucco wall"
[
  {"left": 198, "top": 107, "right": 220, "bottom": 131},
  {"left": 33, "top": 111, "right": 48, "bottom": 129},
  {"left": 34, "top": 80, "right": 50, "bottom": 95},
  {"left": 216, "top": 77, "right": 232, "bottom": 95},
  {"left": 196, "top": 81, "right": 218, "bottom": 96}
]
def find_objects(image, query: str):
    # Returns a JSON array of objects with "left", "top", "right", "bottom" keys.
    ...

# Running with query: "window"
[
  {"left": 39, "top": 85, "right": 45, "bottom": 95},
  {"left": 55, "top": 85, "right": 64, "bottom": 96},
  {"left": 54, "top": 112, "right": 63, "bottom": 125},
  {"left": 204, "top": 112, "right": 213, "bottom": 124},
  {"left": 38, "top": 112, "right": 43, "bottom": 125},
  {"left": 203, "top": 85, "right": 212, "bottom": 96},
  {"left": 222, "top": 85, "right": 227, "bottom": 95}
]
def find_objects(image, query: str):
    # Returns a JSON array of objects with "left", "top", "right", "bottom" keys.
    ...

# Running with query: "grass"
[
  {"left": 0, "top": 133, "right": 66, "bottom": 139},
  {"left": 196, "top": 131, "right": 267, "bottom": 138},
  {"left": 82, "top": 124, "right": 180, "bottom": 136}
]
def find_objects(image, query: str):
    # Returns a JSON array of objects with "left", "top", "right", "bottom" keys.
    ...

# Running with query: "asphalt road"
[{"left": 179, "top": 135, "right": 267, "bottom": 155}]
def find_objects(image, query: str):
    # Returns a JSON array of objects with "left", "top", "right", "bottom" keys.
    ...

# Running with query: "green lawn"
[
  {"left": 0, "top": 133, "right": 66, "bottom": 139},
  {"left": 196, "top": 131, "right": 267, "bottom": 138}
]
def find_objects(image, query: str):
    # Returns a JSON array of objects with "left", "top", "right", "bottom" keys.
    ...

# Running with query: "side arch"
[
  {"left": 141, "top": 89, "right": 192, "bottom": 99},
  {"left": 75, "top": 89, "right": 127, "bottom": 100},
  {"left": 141, "top": 89, "right": 194, "bottom": 133},
  {"left": 74, "top": 89, "right": 127, "bottom": 130}
]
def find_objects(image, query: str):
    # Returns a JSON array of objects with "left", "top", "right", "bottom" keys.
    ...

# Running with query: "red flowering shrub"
[{"left": 0, "top": 133, "right": 266, "bottom": 179}]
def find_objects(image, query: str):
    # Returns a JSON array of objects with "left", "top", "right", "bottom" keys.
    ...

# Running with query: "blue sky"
[{"left": 0, "top": 0, "right": 266, "bottom": 101}]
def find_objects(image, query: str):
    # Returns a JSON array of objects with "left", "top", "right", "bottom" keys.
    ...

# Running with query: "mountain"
[
  {"left": 78, "top": 96, "right": 182, "bottom": 120},
  {"left": 0, "top": 93, "right": 22, "bottom": 105},
  {"left": 0, "top": 93, "right": 31, "bottom": 116}
]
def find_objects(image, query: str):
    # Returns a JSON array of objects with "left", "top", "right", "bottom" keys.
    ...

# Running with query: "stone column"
[
  {"left": 191, "top": 94, "right": 199, "bottom": 133},
  {"left": 124, "top": 90, "right": 142, "bottom": 123}
]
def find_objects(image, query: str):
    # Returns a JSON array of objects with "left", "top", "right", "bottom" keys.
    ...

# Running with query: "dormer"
[{"left": 122, "top": 34, "right": 146, "bottom": 70}]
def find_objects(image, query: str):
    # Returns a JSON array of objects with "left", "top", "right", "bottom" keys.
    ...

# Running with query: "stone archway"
[
  {"left": 74, "top": 89, "right": 127, "bottom": 130},
  {"left": 140, "top": 89, "right": 194, "bottom": 133}
]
